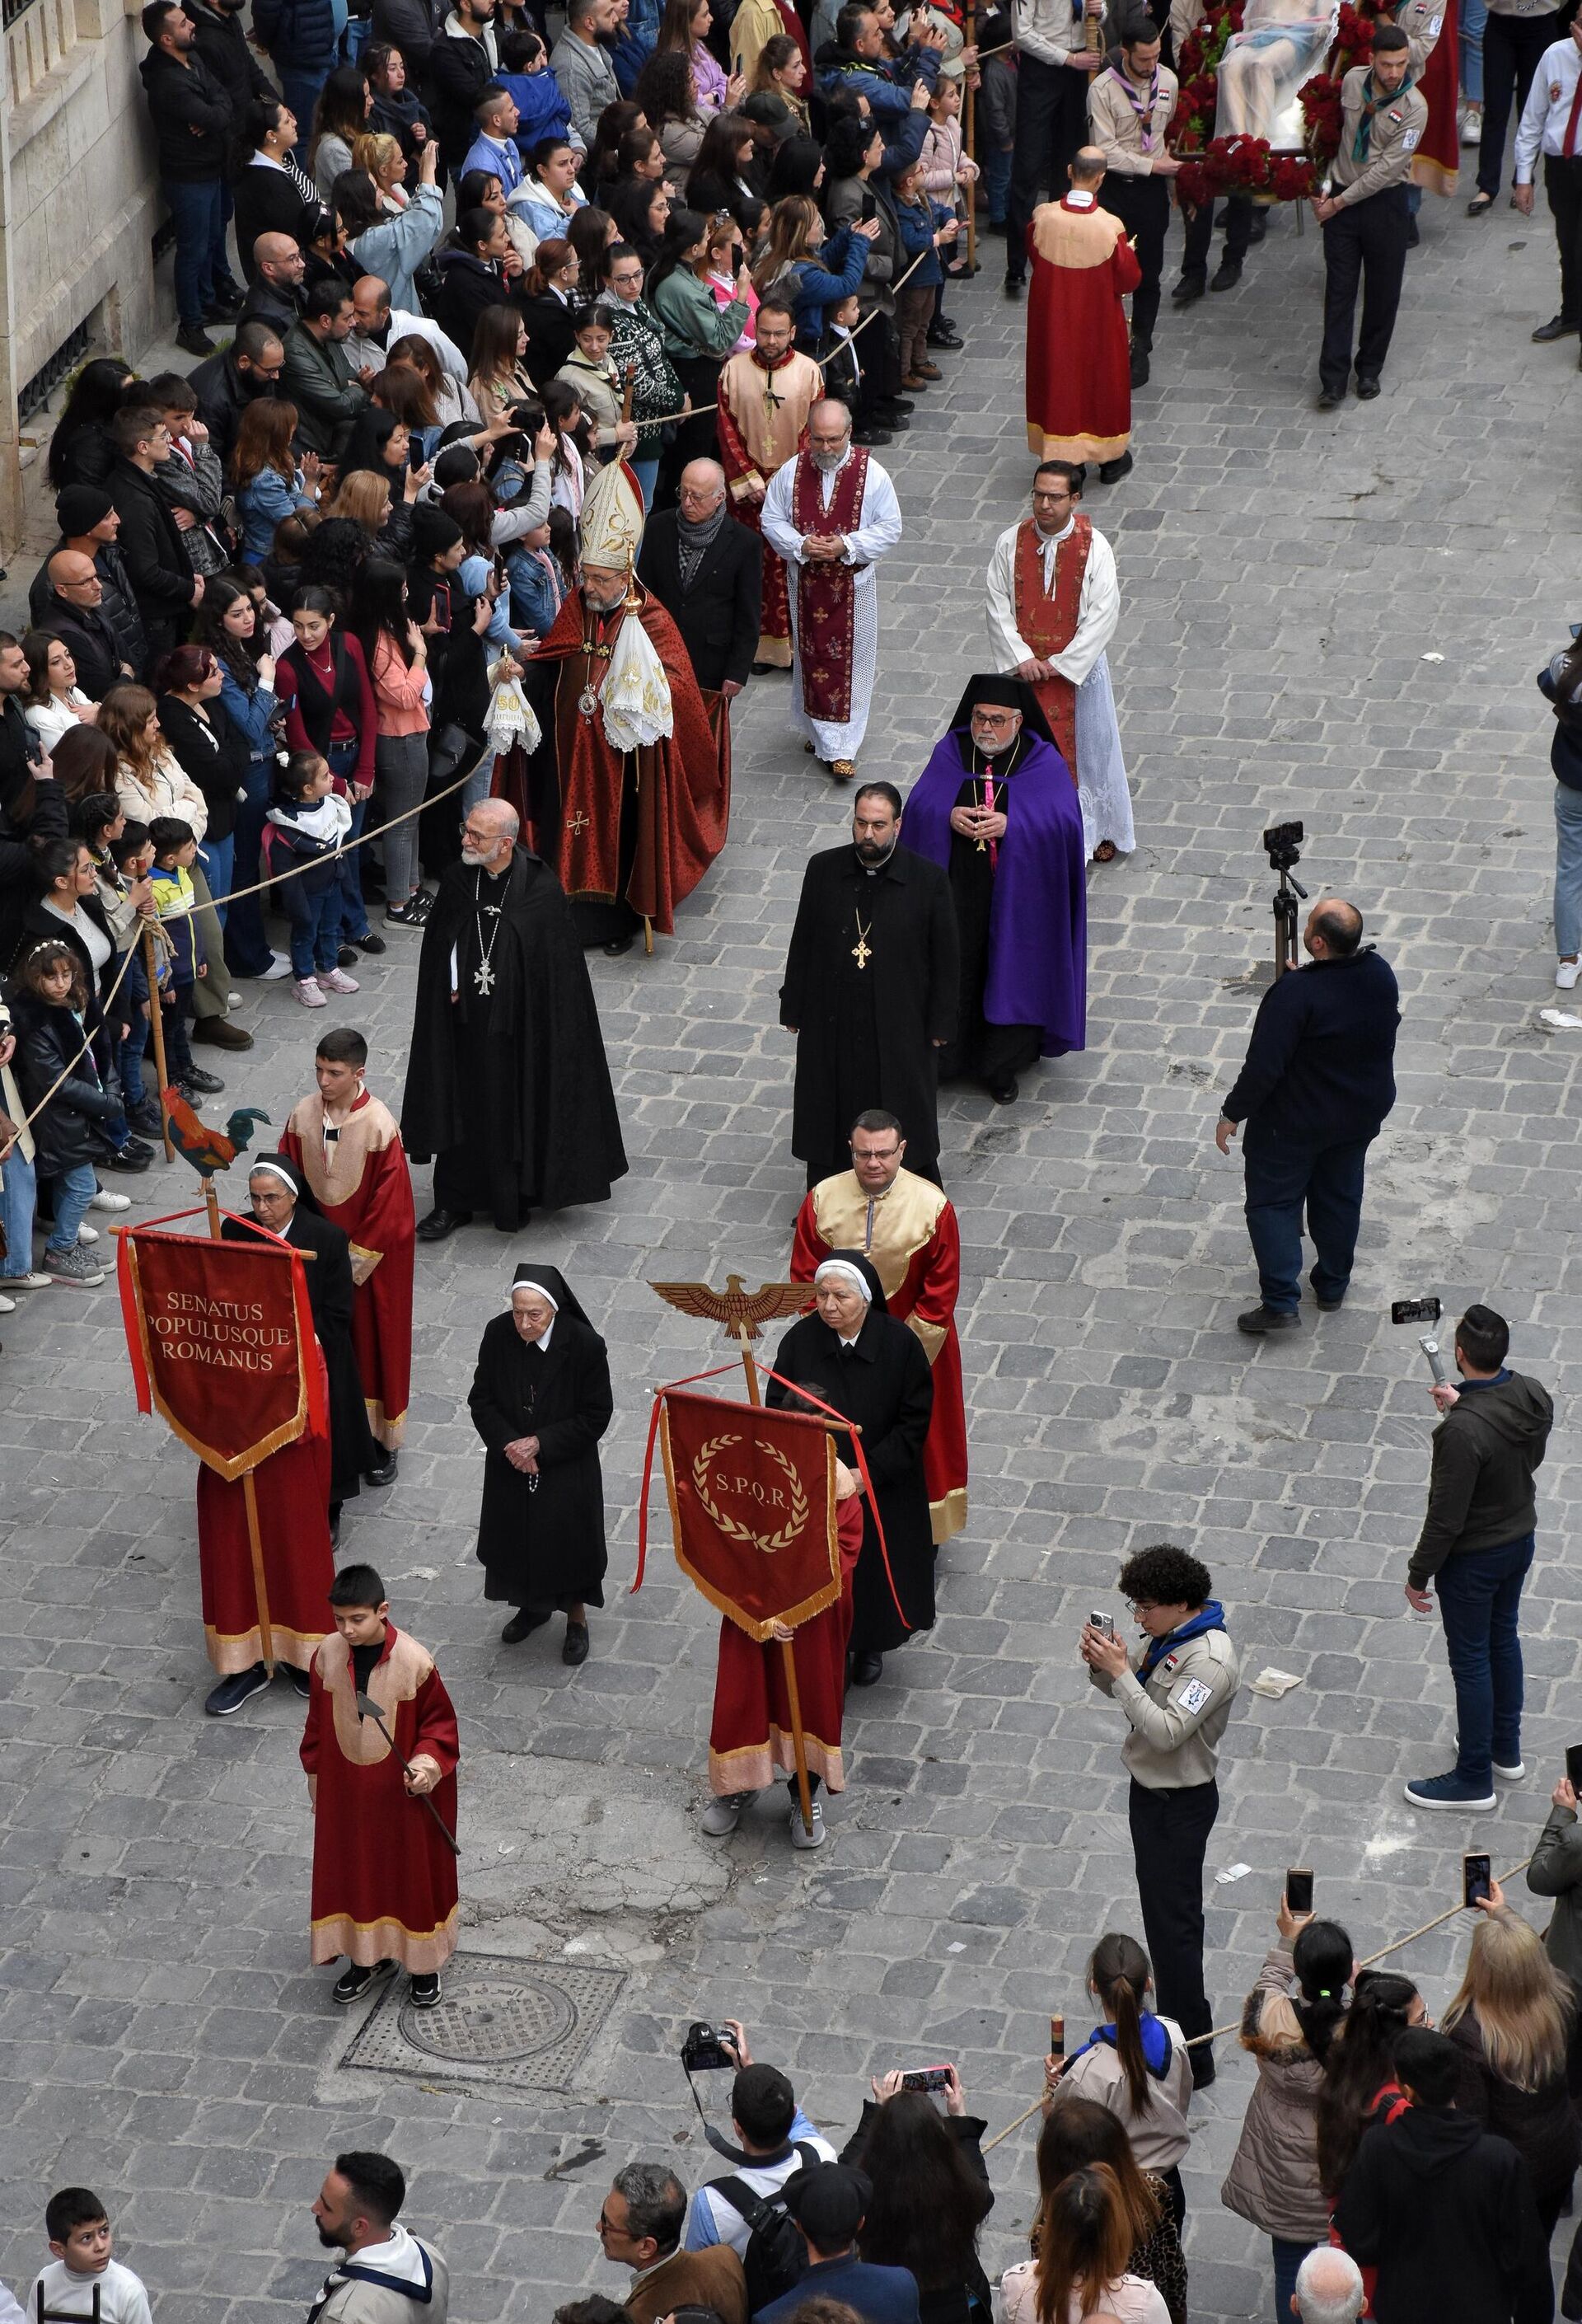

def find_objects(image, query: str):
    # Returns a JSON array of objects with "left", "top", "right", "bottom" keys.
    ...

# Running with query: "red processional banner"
[
  {"left": 658, "top": 1388, "right": 843, "bottom": 1641},
  {"left": 117, "top": 1216, "right": 326, "bottom": 1479}
]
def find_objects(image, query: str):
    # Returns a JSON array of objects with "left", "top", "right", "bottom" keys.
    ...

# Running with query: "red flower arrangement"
[
  {"left": 1174, "top": 134, "right": 1319, "bottom": 201},
  {"left": 1169, "top": 0, "right": 1390, "bottom": 192}
]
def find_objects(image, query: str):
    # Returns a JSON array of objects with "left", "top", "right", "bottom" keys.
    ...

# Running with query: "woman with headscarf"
[
  {"left": 468, "top": 1263, "right": 614, "bottom": 1666},
  {"left": 765, "top": 1250, "right": 934, "bottom": 1689}
]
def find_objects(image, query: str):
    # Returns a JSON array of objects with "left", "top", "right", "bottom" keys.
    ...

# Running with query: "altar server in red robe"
[
  {"left": 1025, "top": 148, "right": 1143, "bottom": 486},
  {"left": 300, "top": 1563, "right": 460, "bottom": 2009},
  {"left": 282, "top": 1027, "right": 415, "bottom": 1455},
  {"left": 790, "top": 1108, "right": 968, "bottom": 1547}
]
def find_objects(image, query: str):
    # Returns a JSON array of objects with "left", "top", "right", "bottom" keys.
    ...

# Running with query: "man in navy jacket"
[
  {"left": 1215, "top": 897, "right": 1399, "bottom": 1334},
  {"left": 756, "top": 2165, "right": 920, "bottom": 2324}
]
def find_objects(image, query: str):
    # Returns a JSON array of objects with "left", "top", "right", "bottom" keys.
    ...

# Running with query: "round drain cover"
[{"left": 399, "top": 1975, "right": 575, "bottom": 2063}]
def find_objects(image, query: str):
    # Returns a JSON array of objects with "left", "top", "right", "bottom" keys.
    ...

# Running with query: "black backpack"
[{"left": 708, "top": 2143, "right": 821, "bottom": 2313}]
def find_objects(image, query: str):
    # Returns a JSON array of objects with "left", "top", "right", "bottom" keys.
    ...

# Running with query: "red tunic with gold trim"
[
  {"left": 195, "top": 1343, "right": 335, "bottom": 1676},
  {"left": 300, "top": 1623, "right": 460, "bottom": 1974},
  {"left": 709, "top": 1495, "right": 863, "bottom": 1796},
  {"left": 791, "top": 1166, "right": 967, "bottom": 1545},
  {"left": 1013, "top": 513, "right": 1091, "bottom": 786},
  {"left": 716, "top": 346, "right": 822, "bottom": 669},
  {"left": 282, "top": 1089, "right": 415, "bottom": 1450},
  {"left": 1024, "top": 195, "right": 1141, "bottom": 464}
]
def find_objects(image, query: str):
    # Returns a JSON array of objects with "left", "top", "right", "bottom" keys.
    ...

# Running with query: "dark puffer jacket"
[{"left": 9, "top": 987, "right": 121, "bottom": 1174}]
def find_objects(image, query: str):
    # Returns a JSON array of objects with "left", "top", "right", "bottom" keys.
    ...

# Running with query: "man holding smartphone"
[
  {"left": 1081, "top": 1541, "right": 1240, "bottom": 2088},
  {"left": 1403, "top": 1303, "right": 1553, "bottom": 1815}
]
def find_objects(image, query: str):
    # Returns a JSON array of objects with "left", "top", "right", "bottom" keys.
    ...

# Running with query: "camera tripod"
[{"left": 1271, "top": 860, "right": 1308, "bottom": 980}]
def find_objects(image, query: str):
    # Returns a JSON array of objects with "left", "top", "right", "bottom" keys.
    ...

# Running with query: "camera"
[
  {"left": 681, "top": 2022, "right": 740, "bottom": 2074},
  {"left": 1263, "top": 821, "right": 1304, "bottom": 872},
  {"left": 1391, "top": 1298, "right": 1442, "bottom": 1326}
]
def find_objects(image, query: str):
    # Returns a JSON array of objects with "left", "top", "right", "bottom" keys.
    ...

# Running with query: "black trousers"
[
  {"left": 1319, "top": 184, "right": 1410, "bottom": 392},
  {"left": 1128, "top": 1776, "right": 1219, "bottom": 2077},
  {"left": 1477, "top": 8, "right": 1563, "bottom": 197},
  {"left": 1179, "top": 192, "right": 1256, "bottom": 282},
  {"left": 1099, "top": 174, "right": 1169, "bottom": 349},
  {"left": 1547, "top": 153, "right": 1582, "bottom": 325},
  {"left": 1006, "top": 54, "right": 1093, "bottom": 279}
]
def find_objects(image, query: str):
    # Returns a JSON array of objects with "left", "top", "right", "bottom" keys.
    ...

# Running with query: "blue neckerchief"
[
  {"left": 1069, "top": 2013, "right": 1173, "bottom": 2078},
  {"left": 1458, "top": 1368, "right": 1511, "bottom": 1391},
  {"left": 1138, "top": 1599, "right": 1226, "bottom": 1683}
]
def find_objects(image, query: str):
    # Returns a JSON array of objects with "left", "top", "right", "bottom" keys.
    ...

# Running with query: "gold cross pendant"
[{"left": 851, "top": 934, "right": 872, "bottom": 970}]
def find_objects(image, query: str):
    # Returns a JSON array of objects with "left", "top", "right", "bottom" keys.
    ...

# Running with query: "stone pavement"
[{"left": 3, "top": 190, "right": 1581, "bottom": 2324}]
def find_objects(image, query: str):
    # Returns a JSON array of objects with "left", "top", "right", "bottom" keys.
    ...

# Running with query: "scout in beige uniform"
[
  {"left": 1311, "top": 25, "right": 1429, "bottom": 405},
  {"left": 1088, "top": 21, "right": 1181, "bottom": 385}
]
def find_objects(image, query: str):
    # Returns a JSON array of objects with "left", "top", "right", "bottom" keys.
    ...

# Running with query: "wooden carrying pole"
[
  {"left": 734, "top": 1326, "right": 815, "bottom": 1836},
  {"left": 964, "top": 0, "right": 978, "bottom": 271},
  {"left": 142, "top": 925, "right": 175, "bottom": 1162},
  {"left": 202, "top": 1187, "right": 275, "bottom": 1673}
]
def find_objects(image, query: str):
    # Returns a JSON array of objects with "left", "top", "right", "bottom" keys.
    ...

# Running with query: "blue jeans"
[
  {"left": 227, "top": 757, "right": 277, "bottom": 974},
  {"left": 47, "top": 1162, "right": 98, "bottom": 1257},
  {"left": 630, "top": 453, "right": 661, "bottom": 508},
  {"left": 1555, "top": 781, "right": 1582, "bottom": 958},
  {"left": 283, "top": 875, "right": 342, "bottom": 979},
  {"left": 1242, "top": 1118, "right": 1372, "bottom": 1314},
  {"left": 1460, "top": 0, "right": 1486, "bottom": 101},
  {"left": 1272, "top": 2237, "right": 1321, "bottom": 2324},
  {"left": 1436, "top": 1531, "right": 1534, "bottom": 1788},
  {"left": 0, "top": 1141, "right": 37, "bottom": 1277},
  {"left": 118, "top": 1025, "right": 147, "bottom": 1111},
  {"left": 982, "top": 145, "right": 1012, "bottom": 223},
  {"left": 278, "top": 68, "right": 331, "bottom": 163},
  {"left": 197, "top": 832, "right": 235, "bottom": 928},
  {"left": 161, "top": 175, "right": 227, "bottom": 326},
  {"left": 335, "top": 794, "right": 371, "bottom": 941}
]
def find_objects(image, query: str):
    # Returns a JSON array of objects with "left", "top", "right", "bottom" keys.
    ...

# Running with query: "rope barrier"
[{"left": 981, "top": 1853, "right": 1538, "bottom": 2153}]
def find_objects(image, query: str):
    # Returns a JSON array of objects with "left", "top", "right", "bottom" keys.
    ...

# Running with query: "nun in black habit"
[
  {"left": 226, "top": 1155, "right": 392, "bottom": 1535},
  {"left": 765, "top": 1249, "right": 934, "bottom": 1688},
  {"left": 468, "top": 1263, "right": 614, "bottom": 1666}
]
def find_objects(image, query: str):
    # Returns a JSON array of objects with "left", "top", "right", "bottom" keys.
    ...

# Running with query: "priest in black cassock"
[
  {"left": 902, "top": 676, "right": 1087, "bottom": 1105},
  {"left": 227, "top": 1156, "right": 395, "bottom": 1538},
  {"left": 401, "top": 799, "right": 629, "bottom": 1241},
  {"left": 779, "top": 786, "right": 959, "bottom": 1189},
  {"left": 766, "top": 1250, "right": 934, "bottom": 1689},
  {"left": 467, "top": 1264, "right": 614, "bottom": 1666}
]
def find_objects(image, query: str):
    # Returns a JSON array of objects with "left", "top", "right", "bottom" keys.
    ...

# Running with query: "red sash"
[
  {"left": 792, "top": 448, "right": 869, "bottom": 724},
  {"left": 1012, "top": 513, "right": 1090, "bottom": 785}
]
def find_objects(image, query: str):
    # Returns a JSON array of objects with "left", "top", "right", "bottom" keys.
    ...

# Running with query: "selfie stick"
[
  {"left": 354, "top": 1690, "right": 461, "bottom": 1854},
  {"left": 1420, "top": 1335, "right": 1449, "bottom": 1387}
]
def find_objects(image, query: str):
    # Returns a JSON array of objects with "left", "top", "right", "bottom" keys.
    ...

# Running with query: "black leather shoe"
[
  {"left": 1130, "top": 349, "right": 1150, "bottom": 387},
  {"left": 1002, "top": 273, "right": 1024, "bottom": 299},
  {"left": 989, "top": 1076, "right": 1020, "bottom": 1103},
  {"left": 176, "top": 323, "right": 215, "bottom": 357},
  {"left": 1317, "top": 386, "right": 1344, "bottom": 410},
  {"left": 364, "top": 1453, "right": 398, "bottom": 1488},
  {"left": 417, "top": 1207, "right": 471, "bottom": 1241},
  {"left": 879, "top": 397, "right": 915, "bottom": 415},
  {"left": 927, "top": 322, "right": 963, "bottom": 349},
  {"left": 602, "top": 935, "right": 634, "bottom": 955},
  {"left": 282, "top": 1663, "right": 311, "bottom": 1697},
  {"left": 180, "top": 1065, "right": 226, "bottom": 1094},
  {"left": 851, "top": 1651, "right": 884, "bottom": 1686},
  {"left": 1315, "top": 1297, "right": 1345, "bottom": 1312},
  {"left": 1355, "top": 374, "right": 1382, "bottom": 399},
  {"left": 562, "top": 1619, "right": 590, "bottom": 1666},
  {"left": 501, "top": 1609, "right": 550, "bottom": 1644},
  {"left": 852, "top": 425, "right": 895, "bottom": 447},
  {"left": 1210, "top": 260, "right": 1242, "bottom": 291},
  {"left": 1098, "top": 452, "right": 1133, "bottom": 484},
  {"left": 1405, "top": 215, "right": 1420, "bottom": 246},
  {"left": 1237, "top": 1305, "right": 1300, "bottom": 1334},
  {"left": 1171, "top": 274, "right": 1205, "bottom": 304},
  {"left": 1533, "top": 315, "right": 1579, "bottom": 342}
]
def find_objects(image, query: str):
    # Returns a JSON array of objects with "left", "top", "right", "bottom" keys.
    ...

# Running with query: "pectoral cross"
[
  {"left": 851, "top": 929, "right": 872, "bottom": 970},
  {"left": 566, "top": 810, "right": 590, "bottom": 837},
  {"left": 474, "top": 959, "right": 496, "bottom": 994}
]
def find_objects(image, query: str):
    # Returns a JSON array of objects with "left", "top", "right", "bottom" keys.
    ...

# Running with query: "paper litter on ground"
[
  {"left": 1215, "top": 1862, "right": 1253, "bottom": 1886},
  {"left": 1252, "top": 1666, "right": 1304, "bottom": 1698}
]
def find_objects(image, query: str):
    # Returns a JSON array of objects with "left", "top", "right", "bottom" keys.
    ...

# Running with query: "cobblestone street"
[{"left": 2, "top": 187, "right": 1580, "bottom": 2324}]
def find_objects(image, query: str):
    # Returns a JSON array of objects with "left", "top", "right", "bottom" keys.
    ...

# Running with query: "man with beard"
[
  {"left": 901, "top": 676, "right": 1087, "bottom": 1103},
  {"left": 518, "top": 457, "right": 728, "bottom": 957},
  {"left": 714, "top": 297, "right": 824, "bottom": 675},
  {"left": 308, "top": 2152, "right": 451, "bottom": 2324},
  {"left": 761, "top": 399, "right": 903, "bottom": 785},
  {"left": 780, "top": 783, "right": 958, "bottom": 1187},
  {"left": 400, "top": 797, "right": 627, "bottom": 1240}
]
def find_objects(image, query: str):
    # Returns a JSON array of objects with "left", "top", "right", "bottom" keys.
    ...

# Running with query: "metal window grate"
[
  {"left": 16, "top": 316, "right": 92, "bottom": 427},
  {"left": 2, "top": 0, "right": 40, "bottom": 30}
]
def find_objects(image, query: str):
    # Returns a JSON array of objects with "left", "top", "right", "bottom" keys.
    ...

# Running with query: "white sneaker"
[
  {"left": 790, "top": 1798, "right": 826, "bottom": 1850},
  {"left": 0, "top": 1293, "right": 14, "bottom": 1313},
  {"left": 227, "top": 991, "right": 243, "bottom": 1006},
  {"left": 90, "top": 1189, "right": 133, "bottom": 1213},
  {"left": 1460, "top": 104, "right": 1482, "bottom": 145},
  {"left": 1557, "top": 959, "right": 1580, "bottom": 990},
  {"left": 293, "top": 977, "right": 329, "bottom": 1008},
  {"left": 319, "top": 967, "right": 360, "bottom": 995},
  {"left": 263, "top": 953, "right": 294, "bottom": 981},
  {"left": 0, "top": 1272, "right": 51, "bottom": 1290},
  {"left": 700, "top": 1791, "right": 755, "bottom": 1837},
  {"left": 77, "top": 1222, "right": 101, "bottom": 1245},
  {"left": 1494, "top": 1759, "right": 1527, "bottom": 1781}
]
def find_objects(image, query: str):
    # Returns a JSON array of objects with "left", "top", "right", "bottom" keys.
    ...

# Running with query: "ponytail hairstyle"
[
  {"left": 1088, "top": 1933, "right": 1155, "bottom": 2119},
  {"left": 1315, "top": 1969, "right": 1421, "bottom": 2196},
  {"left": 1291, "top": 1919, "right": 1354, "bottom": 2066}
]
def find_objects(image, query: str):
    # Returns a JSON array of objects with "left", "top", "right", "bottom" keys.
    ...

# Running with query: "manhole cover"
[{"left": 339, "top": 1953, "right": 625, "bottom": 2095}]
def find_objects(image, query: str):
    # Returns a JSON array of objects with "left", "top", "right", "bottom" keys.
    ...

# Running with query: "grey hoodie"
[{"left": 1409, "top": 1371, "right": 1552, "bottom": 1588}]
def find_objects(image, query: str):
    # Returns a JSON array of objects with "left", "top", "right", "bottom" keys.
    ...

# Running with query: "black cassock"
[
  {"left": 468, "top": 1307, "right": 614, "bottom": 1613},
  {"left": 779, "top": 841, "right": 959, "bottom": 1188},
  {"left": 223, "top": 1207, "right": 377, "bottom": 1504},
  {"left": 766, "top": 1306, "right": 934, "bottom": 1656},
  {"left": 400, "top": 846, "right": 628, "bottom": 1229}
]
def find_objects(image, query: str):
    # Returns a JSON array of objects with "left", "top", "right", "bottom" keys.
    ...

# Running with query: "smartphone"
[
  {"left": 1049, "top": 2015, "right": 1065, "bottom": 2063},
  {"left": 1463, "top": 1852, "right": 1492, "bottom": 1909},
  {"left": 410, "top": 438, "right": 427, "bottom": 473},
  {"left": 899, "top": 2065, "right": 953, "bottom": 2093},
  {"left": 1566, "top": 1746, "right": 1582, "bottom": 1792},
  {"left": 1286, "top": 1868, "right": 1314, "bottom": 1915}
]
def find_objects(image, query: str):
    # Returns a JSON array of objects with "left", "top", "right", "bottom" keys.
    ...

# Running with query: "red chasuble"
[
  {"left": 790, "top": 447, "right": 869, "bottom": 722},
  {"left": 717, "top": 349, "right": 821, "bottom": 668},
  {"left": 792, "top": 1166, "right": 968, "bottom": 1545},
  {"left": 1012, "top": 513, "right": 1091, "bottom": 789},
  {"left": 709, "top": 1495, "right": 863, "bottom": 1794},
  {"left": 1411, "top": 16, "right": 1460, "bottom": 197},
  {"left": 1024, "top": 197, "right": 1141, "bottom": 464},
  {"left": 531, "top": 584, "right": 729, "bottom": 936},
  {"left": 195, "top": 1346, "right": 335, "bottom": 1673},
  {"left": 300, "top": 1624, "right": 460, "bottom": 1974},
  {"left": 282, "top": 1089, "right": 415, "bottom": 1450}
]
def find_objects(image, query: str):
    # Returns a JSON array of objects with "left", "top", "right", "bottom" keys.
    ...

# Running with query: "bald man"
[
  {"left": 344, "top": 275, "right": 472, "bottom": 391},
  {"left": 237, "top": 232, "right": 307, "bottom": 335},
  {"left": 35, "top": 551, "right": 134, "bottom": 697},
  {"left": 636, "top": 459, "right": 764, "bottom": 700},
  {"left": 1216, "top": 898, "right": 1401, "bottom": 1334}
]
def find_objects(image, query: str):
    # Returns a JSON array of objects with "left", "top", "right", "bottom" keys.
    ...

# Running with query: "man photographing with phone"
[
  {"left": 1402, "top": 1303, "right": 1553, "bottom": 1816},
  {"left": 1081, "top": 1543, "right": 1241, "bottom": 2089}
]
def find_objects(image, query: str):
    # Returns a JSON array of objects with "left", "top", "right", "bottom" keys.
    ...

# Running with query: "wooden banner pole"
[
  {"left": 965, "top": 0, "right": 978, "bottom": 273},
  {"left": 735, "top": 1323, "right": 762, "bottom": 1406},
  {"left": 142, "top": 925, "right": 174, "bottom": 1162},
  {"left": 779, "top": 1638, "right": 816, "bottom": 1834},
  {"left": 202, "top": 1184, "right": 276, "bottom": 1675}
]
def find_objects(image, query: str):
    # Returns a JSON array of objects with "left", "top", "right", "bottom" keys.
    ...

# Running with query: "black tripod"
[{"left": 1268, "top": 848, "right": 1308, "bottom": 979}]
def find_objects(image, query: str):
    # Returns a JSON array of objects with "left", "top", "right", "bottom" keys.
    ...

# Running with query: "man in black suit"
[
  {"left": 105, "top": 404, "right": 204, "bottom": 660},
  {"left": 636, "top": 460, "right": 763, "bottom": 701},
  {"left": 780, "top": 785, "right": 959, "bottom": 1188}
]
